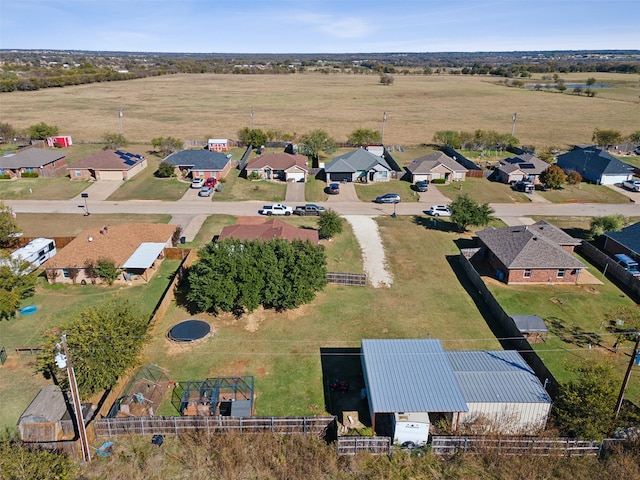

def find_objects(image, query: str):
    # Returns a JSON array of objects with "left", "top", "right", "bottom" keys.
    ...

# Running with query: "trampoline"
[{"left": 168, "top": 320, "right": 211, "bottom": 342}]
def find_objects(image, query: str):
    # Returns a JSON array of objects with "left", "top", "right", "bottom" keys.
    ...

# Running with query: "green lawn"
[
  {"left": 0, "top": 259, "right": 180, "bottom": 434},
  {"left": 0, "top": 176, "right": 92, "bottom": 200},
  {"left": 537, "top": 183, "right": 633, "bottom": 204},
  {"left": 305, "top": 177, "right": 329, "bottom": 203},
  {"left": 107, "top": 156, "right": 189, "bottom": 201},
  {"left": 439, "top": 177, "right": 531, "bottom": 204},
  {"left": 214, "top": 170, "right": 286, "bottom": 202},
  {"left": 15, "top": 213, "right": 171, "bottom": 237}
]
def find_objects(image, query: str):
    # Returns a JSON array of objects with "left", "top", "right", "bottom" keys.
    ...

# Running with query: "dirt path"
[{"left": 344, "top": 215, "right": 393, "bottom": 288}]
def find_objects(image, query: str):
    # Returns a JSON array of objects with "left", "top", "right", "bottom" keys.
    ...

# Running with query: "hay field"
[{"left": 2, "top": 72, "right": 638, "bottom": 148}]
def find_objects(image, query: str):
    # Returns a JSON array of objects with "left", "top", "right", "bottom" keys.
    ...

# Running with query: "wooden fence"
[
  {"left": 336, "top": 436, "right": 391, "bottom": 455},
  {"left": 94, "top": 416, "right": 335, "bottom": 438},
  {"left": 431, "top": 436, "right": 602, "bottom": 457},
  {"left": 327, "top": 272, "right": 367, "bottom": 286}
]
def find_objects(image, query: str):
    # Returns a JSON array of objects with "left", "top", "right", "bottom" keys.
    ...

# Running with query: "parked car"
[
  {"left": 259, "top": 203, "right": 293, "bottom": 216},
  {"left": 293, "top": 204, "right": 326, "bottom": 216},
  {"left": 328, "top": 183, "right": 340, "bottom": 194},
  {"left": 198, "top": 186, "right": 213, "bottom": 197},
  {"left": 512, "top": 181, "right": 534, "bottom": 193},
  {"left": 191, "top": 177, "right": 204, "bottom": 188},
  {"left": 427, "top": 205, "right": 451, "bottom": 217},
  {"left": 375, "top": 193, "right": 401, "bottom": 204},
  {"left": 204, "top": 177, "right": 217, "bottom": 187},
  {"left": 415, "top": 181, "right": 429, "bottom": 192},
  {"left": 622, "top": 179, "right": 640, "bottom": 192}
]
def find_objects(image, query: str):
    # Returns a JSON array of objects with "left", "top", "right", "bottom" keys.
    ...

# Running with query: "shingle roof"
[
  {"left": 477, "top": 222, "right": 586, "bottom": 269},
  {"left": 0, "top": 147, "right": 66, "bottom": 168},
  {"left": 67, "top": 149, "right": 145, "bottom": 171},
  {"left": 605, "top": 222, "right": 640, "bottom": 255},
  {"left": 163, "top": 149, "right": 231, "bottom": 171},
  {"left": 245, "top": 153, "right": 308, "bottom": 171},
  {"left": 446, "top": 350, "right": 552, "bottom": 404},
  {"left": 497, "top": 153, "right": 549, "bottom": 176},
  {"left": 406, "top": 151, "right": 467, "bottom": 174},
  {"left": 361, "top": 339, "right": 468, "bottom": 414},
  {"left": 218, "top": 217, "right": 319, "bottom": 244},
  {"left": 47, "top": 223, "right": 176, "bottom": 268},
  {"left": 324, "top": 149, "right": 391, "bottom": 173},
  {"left": 557, "top": 146, "right": 633, "bottom": 180}
]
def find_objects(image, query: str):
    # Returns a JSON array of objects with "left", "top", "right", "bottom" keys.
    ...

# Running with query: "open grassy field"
[
  {"left": 2, "top": 72, "right": 638, "bottom": 150},
  {"left": 14, "top": 213, "right": 171, "bottom": 237}
]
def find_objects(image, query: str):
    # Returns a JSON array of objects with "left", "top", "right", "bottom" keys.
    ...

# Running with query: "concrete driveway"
[
  {"left": 285, "top": 181, "right": 305, "bottom": 203},
  {"left": 326, "top": 182, "right": 358, "bottom": 202},
  {"left": 605, "top": 183, "right": 639, "bottom": 203},
  {"left": 73, "top": 180, "right": 123, "bottom": 201}
]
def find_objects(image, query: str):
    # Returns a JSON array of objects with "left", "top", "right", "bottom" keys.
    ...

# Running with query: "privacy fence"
[{"left": 94, "top": 416, "right": 335, "bottom": 438}]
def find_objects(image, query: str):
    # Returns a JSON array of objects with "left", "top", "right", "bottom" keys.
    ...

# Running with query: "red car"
[{"left": 204, "top": 177, "right": 217, "bottom": 187}]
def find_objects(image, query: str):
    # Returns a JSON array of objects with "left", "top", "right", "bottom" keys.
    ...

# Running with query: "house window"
[
  {"left": 75, "top": 170, "right": 81, "bottom": 177},
  {"left": 557, "top": 268, "right": 565, "bottom": 278},
  {"left": 62, "top": 269, "right": 70, "bottom": 278},
  {"left": 523, "top": 269, "right": 532, "bottom": 278}
]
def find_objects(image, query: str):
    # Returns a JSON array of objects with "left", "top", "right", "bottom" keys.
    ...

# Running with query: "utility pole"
[
  {"left": 250, "top": 108, "right": 254, "bottom": 130},
  {"left": 117, "top": 107, "right": 124, "bottom": 135},
  {"left": 511, "top": 112, "right": 517, "bottom": 137},
  {"left": 56, "top": 335, "right": 91, "bottom": 462},
  {"left": 381, "top": 111, "right": 387, "bottom": 144},
  {"left": 610, "top": 332, "right": 640, "bottom": 436}
]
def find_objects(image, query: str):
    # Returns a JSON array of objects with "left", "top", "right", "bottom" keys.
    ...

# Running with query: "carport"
[{"left": 121, "top": 242, "right": 167, "bottom": 282}]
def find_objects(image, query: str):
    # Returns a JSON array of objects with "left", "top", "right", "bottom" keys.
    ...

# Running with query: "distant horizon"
[{"left": 2, "top": 1, "right": 638, "bottom": 54}]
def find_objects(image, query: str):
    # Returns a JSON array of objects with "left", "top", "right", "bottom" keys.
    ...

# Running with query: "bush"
[
  {"left": 20, "top": 172, "right": 39, "bottom": 178},
  {"left": 566, "top": 170, "right": 582, "bottom": 185},
  {"left": 318, "top": 209, "right": 343, "bottom": 239},
  {"left": 431, "top": 178, "right": 446, "bottom": 184},
  {"left": 156, "top": 161, "right": 175, "bottom": 178},
  {"left": 0, "top": 174, "right": 10, "bottom": 179}
]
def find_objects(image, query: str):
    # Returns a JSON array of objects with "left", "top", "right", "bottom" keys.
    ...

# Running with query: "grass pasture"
[
  {"left": 14, "top": 213, "right": 171, "bottom": 237},
  {"left": 1, "top": 72, "right": 638, "bottom": 150},
  {"left": 537, "top": 183, "right": 633, "bottom": 204}
]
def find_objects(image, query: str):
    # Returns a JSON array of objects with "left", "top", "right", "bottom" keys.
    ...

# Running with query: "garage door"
[
  {"left": 287, "top": 172, "right": 305, "bottom": 182},
  {"left": 329, "top": 172, "right": 352, "bottom": 182}
]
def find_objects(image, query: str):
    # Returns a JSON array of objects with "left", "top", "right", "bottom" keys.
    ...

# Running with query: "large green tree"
[
  {"left": 347, "top": 128, "right": 382, "bottom": 146},
  {"left": 0, "top": 441, "right": 77, "bottom": 479},
  {"left": 37, "top": 299, "right": 148, "bottom": 397},
  {"left": 554, "top": 361, "right": 618, "bottom": 439},
  {"left": 186, "top": 238, "right": 327, "bottom": 315},
  {"left": 0, "top": 253, "right": 38, "bottom": 319},
  {"left": 318, "top": 209, "right": 343, "bottom": 239},
  {"left": 102, "top": 132, "right": 129, "bottom": 149},
  {"left": 449, "top": 194, "right": 494, "bottom": 232},
  {"left": 298, "top": 129, "right": 337, "bottom": 166},
  {"left": 28, "top": 122, "right": 59, "bottom": 140},
  {"left": 237, "top": 127, "right": 268, "bottom": 147},
  {"left": 540, "top": 164, "right": 567, "bottom": 189},
  {"left": 151, "top": 136, "right": 183, "bottom": 156},
  {"left": 0, "top": 122, "right": 16, "bottom": 143},
  {"left": 592, "top": 128, "right": 622, "bottom": 147},
  {"left": 0, "top": 202, "right": 20, "bottom": 249},
  {"left": 589, "top": 214, "right": 627, "bottom": 237}
]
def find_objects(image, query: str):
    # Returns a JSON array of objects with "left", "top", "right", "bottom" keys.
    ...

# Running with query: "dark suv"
[
  {"left": 415, "top": 181, "right": 429, "bottom": 192},
  {"left": 328, "top": 183, "right": 340, "bottom": 194}
]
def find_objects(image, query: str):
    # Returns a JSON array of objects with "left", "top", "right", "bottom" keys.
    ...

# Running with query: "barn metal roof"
[
  {"left": 121, "top": 242, "right": 166, "bottom": 269},
  {"left": 361, "top": 339, "right": 468, "bottom": 414},
  {"left": 446, "top": 350, "right": 552, "bottom": 404}
]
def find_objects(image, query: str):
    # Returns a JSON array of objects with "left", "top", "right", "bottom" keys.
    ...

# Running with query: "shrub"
[
  {"left": 432, "top": 178, "right": 446, "bottom": 184},
  {"left": 0, "top": 174, "right": 10, "bottom": 179},
  {"left": 156, "top": 161, "right": 175, "bottom": 178},
  {"left": 566, "top": 170, "right": 582, "bottom": 185},
  {"left": 21, "top": 172, "right": 39, "bottom": 178}
]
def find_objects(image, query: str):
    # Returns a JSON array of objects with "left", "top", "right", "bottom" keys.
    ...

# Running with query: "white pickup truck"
[{"left": 259, "top": 203, "right": 293, "bottom": 216}]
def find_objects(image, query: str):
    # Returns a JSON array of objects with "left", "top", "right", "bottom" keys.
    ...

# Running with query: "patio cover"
[
  {"left": 121, "top": 243, "right": 166, "bottom": 269},
  {"left": 511, "top": 315, "right": 548, "bottom": 334}
]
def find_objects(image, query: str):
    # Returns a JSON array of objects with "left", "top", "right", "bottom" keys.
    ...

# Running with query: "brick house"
[
  {"left": 406, "top": 151, "right": 468, "bottom": 183},
  {"left": 0, "top": 146, "right": 67, "bottom": 178},
  {"left": 244, "top": 153, "right": 309, "bottom": 182},
  {"left": 495, "top": 153, "right": 549, "bottom": 185},
  {"left": 67, "top": 149, "right": 147, "bottom": 181},
  {"left": 476, "top": 220, "right": 586, "bottom": 284},
  {"left": 162, "top": 149, "right": 232, "bottom": 181}
]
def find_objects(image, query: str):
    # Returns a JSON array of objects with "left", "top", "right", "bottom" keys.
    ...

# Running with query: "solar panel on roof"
[
  {"left": 124, "top": 159, "right": 136, "bottom": 165},
  {"left": 520, "top": 163, "right": 535, "bottom": 169},
  {"left": 115, "top": 150, "right": 124, "bottom": 155}
]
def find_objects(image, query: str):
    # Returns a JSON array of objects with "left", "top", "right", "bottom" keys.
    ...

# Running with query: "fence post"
[{"left": 174, "top": 416, "right": 178, "bottom": 437}]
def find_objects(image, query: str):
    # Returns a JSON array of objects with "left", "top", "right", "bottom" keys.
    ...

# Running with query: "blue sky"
[{"left": 1, "top": 0, "right": 638, "bottom": 53}]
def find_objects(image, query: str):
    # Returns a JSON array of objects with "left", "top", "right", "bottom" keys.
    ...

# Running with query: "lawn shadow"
[
  {"left": 412, "top": 215, "right": 459, "bottom": 233},
  {"left": 319, "top": 347, "right": 370, "bottom": 429},
  {"left": 547, "top": 316, "right": 606, "bottom": 350}
]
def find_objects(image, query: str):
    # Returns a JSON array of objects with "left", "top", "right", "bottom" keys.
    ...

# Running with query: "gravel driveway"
[{"left": 344, "top": 215, "right": 393, "bottom": 288}]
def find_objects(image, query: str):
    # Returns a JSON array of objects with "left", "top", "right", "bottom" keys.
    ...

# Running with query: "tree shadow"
[
  {"left": 547, "top": 316, "right": 606, "bottom": 350},
  {"left": 412, "top": 215, "right": 459, "bottom": 233}
]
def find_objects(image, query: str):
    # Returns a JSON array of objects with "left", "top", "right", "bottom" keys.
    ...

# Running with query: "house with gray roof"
[
  {"left": 0, "top": 146, "right": 67, "bottom": 178},
  {"left": 406, "top": 151, "right": 467, "bottom": 183},
  {"left": 324, "top": 148, "right": 392, "bottom": 183},
  {"left": 495, "top": 153, "right": 549, "bottom": 185},
  {"left": 604, "top": 221, "right": 640, "bottom": 259},
  {"left": 163, "top": 149, "right": 232, "bottom": 181},
  {"left": 476, "top": 220, "right": 586, "bottom": 284},
  {"left": 361, "top": 339, "right": 551, "bottom": 440},
  {"left": 556, "top": 145, "right": 633, "bottom": 185}
]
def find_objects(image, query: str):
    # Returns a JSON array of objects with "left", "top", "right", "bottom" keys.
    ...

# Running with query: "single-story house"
[
  {"left": 324, "top": 148, "right": 392, "bottom": 183},
  {"left": 476, "top": 220, "right": 586, "bottom": 284},
  {"left": 18, "top": 385, "right": 92, "bottom": 442},
  {"left": 218, "top": 217, "right": 319, "bottom": 245},
  {"left": 556, "top": 145, "right": 634, "bottom": 185},
  {"left": 244, "top": 153, "right": 309, "bottom": 182},
  {"left": 162, "top": 149, "right": 232, "bottom": 181},
  {"left": 495, "top": 153, "right": 549, "bottom": 185},
  {"left": 208, "top": 138, "right": 231, "bottom": 152},
  {"left": 0, "top": 146, "right": 67, "bottom": 178},
  {"left": 406, "top": 151, "right": 467, "bottom": 183},
  {"left": 603, "top": 221, "right": 640, "bottom": 259},
  {"left": 67, "top": 149, "right": 147, "bottom": 181},
  {"left": 43, "top": 223, "right": 177, "bottom": 284},
  {"left": 361, "top": 339, "right": 551, "bottom": 440}
]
